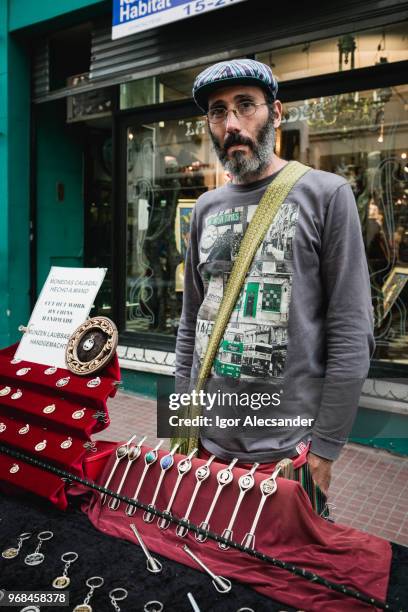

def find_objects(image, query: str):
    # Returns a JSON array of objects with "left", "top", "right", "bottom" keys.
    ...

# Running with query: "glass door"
[{"left": 117, "top": 105, "right": 225, "bottom": 348}]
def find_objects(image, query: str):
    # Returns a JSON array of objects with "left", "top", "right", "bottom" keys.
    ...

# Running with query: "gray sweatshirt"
[{"left": 175, "top": 167, "right": 374, "bottom": 462}]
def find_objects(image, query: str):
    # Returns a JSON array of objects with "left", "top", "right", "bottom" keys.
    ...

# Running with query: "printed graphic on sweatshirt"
[{"left": 196, "top": 202, "right": 299, "bottom": 380}]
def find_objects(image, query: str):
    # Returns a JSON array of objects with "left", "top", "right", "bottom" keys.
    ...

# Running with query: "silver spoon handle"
[
  {"left": 165, "top": 473, "right": 183, "bottom": 512},
  {"left": 184, "top": 480, "right": 201, "bottom": 520},
  {"left": 150, "top": 471, "right": 165, "bottom": 507},
  {"left": 183, "top": 545, "right": 217, "bottom": 580},
  {"left": 130, "top": 524, "right": 152, "bottom": 562},
  {"left": 226, "top": 490, "right": 245, "bottom": 531}
]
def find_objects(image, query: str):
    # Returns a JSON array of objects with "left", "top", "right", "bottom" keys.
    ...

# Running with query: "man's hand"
[{"left": 307, "top": 452, "right": 333, "bottom": 496}]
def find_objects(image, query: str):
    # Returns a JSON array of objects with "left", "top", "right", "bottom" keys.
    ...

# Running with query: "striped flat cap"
[{"left": 193, "top": 59, "right": 278, "bottom": 112}]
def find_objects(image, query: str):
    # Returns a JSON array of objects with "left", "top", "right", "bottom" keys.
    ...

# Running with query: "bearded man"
[{"left": 175, "top": 59, "right": 374, "bottom": 514}]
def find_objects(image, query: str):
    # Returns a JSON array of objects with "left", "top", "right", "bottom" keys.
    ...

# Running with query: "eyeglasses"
[{"left": 207, "top": 101, "right": 268, "bottom": 124}]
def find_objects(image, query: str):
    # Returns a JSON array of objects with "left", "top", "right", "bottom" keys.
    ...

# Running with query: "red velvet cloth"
[
  {"left": 0, "top": 343, "right": 120, "bottom": 509},
  {"left": 85, "top": 444, "right": 392, "bottom": 612}
]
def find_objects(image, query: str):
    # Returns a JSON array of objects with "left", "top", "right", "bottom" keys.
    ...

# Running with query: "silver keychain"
[
  {"left": 1, "top": 531, "right": 31, "bottom": 559},
  {"left": 176, "top": 455, "right": 215, "bottom": 538},
  {"left": 143, "top": 602, "right": 163, "bottom": 612},
  {"left": 73, "top": 576, "right": 104, "bottom": 612},
  {"left": 157, "top": 447, "right": 198, "bottom": 530},
  {"left": 129, "top": 523, "right": 162, "bottom": 574},
  {"left": 241, "top": 465, "right": 281, "bottom": 549},
  {"left": 183, "top": 545, "right": 232, "bottom": 594},
  {"left": 108, "top": 435, "right": 147, "bottom": 510},
  {"left": 52, "top": 551, "right": 79, "bottom": 589},
  {"left": 196, "top": 457, "right": 238, "bottom": 543},
  {"left": 24, "top": 531, "right": 53, "bottom": 566},
  {"left": 143, "top": 444, "right": 179, "bottom": 523},
  {"left": 20, "top": 607, "right": 40, "bottom": 612},
  {"left": 109, "top": 588, "right": 128, "bottom": 612},
  {"left": 219, "top": 462, "right": 259, "bottom": 550},
  {"left": 126, "top": 440, "right": 163, "bottom": 516},
  {"left": 101, "top": 434, "right": 137, "bottom": 504}
]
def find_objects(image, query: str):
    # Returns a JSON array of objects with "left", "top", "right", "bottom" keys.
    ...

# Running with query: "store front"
[{"left": 18, "top": 0, "right": 408, "bottom": 451}]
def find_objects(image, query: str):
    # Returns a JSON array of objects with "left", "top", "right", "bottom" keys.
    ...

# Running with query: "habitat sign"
[{"left": 112, "top": 0, "right": 247, "bottom": 39}]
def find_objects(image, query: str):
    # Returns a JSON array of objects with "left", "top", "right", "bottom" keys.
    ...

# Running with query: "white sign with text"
[
  {"left": 14, "top": 267, "right": 106, "bottom": 368},
  {"left": 112, "top": 0, "right": 247, "bottom": 39}
]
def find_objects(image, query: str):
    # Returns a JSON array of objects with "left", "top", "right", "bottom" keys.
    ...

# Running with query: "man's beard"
[{"left": 209, "top": 117, "right": 276, "bottom": 184}]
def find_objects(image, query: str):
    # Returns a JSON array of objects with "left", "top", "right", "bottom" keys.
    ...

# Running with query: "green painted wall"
[
  {"left": 0, "top": 1, "right": 9, "bottom": 348},
  {"left": 8, "top": 0, "right": 107, "bottom": 31},
  {"left": 36, "top": 102, "right": 84, "bottom": 290},
  {"left": 0, "top": 2, "right": 30, "bottom": 348},
  {"left": 7, "top": 36, "right": 30, "bottom": 343}
]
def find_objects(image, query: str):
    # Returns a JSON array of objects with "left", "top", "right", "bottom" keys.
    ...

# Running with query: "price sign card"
[{"left": 14, "top": 267, "right": 106, "bottom": 368}]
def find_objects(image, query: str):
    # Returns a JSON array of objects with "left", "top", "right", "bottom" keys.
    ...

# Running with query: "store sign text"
[{"left": 112, "top": 0, "right": 247, "bottom": 39}]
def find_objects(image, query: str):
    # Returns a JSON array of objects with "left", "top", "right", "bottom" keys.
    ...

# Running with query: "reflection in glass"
[
  {"left": 126, "top": 116, "right": 223, "bottom": 335},
  {"left": 279, "top": 85, "right": 408, "bottom": 363},
  {"left": 257, "top": 23, "right": 408, "bottom": 81}
]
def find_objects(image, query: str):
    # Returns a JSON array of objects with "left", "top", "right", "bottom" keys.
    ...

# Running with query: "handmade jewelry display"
[
  {"left": 0, "top": 339, "right": 118, "bottom": 511},
  {"left": 157, "top": 447, "right": 198, "bottom": 530},
  {"left": 129, "top": 523, "right": 162, "bottom": 574},
  {"left": 52, "top": 551, "right": 79, "bottom": 589},
  {"left": 101, "top": 434, "right": 136, "bottom": 505},
  {"left": 108, "top": 435, "right": 146, "bottom": 510},
  {"left": 241, "top": 465, "right": 281, "bottom": 550},
  {"left": 143, "top": 443, "right": 179, "bottom": 523},
  {"left": 73, "top": 576, "right": 104, "bottom": 612},
  {"left": 109, "top": 588, "right": 128, "bottom": 611},
  {"left": 126, "top": 440, "right": 163, "bottom": 516},
  {"left": 1, "top": 531, "right": 31, "bottom": 559},
  {"left": 24, "top": 530, "right": 53, "bottom": 566},
  {"left": 183, "top": 545, "right": 232, "bottom": 594},
  {"left": 219, "top": 462, "right": 259, "bottom": 550},
  {"left": 176, "top": 454, "right": 215, "bottom": 538},
  {"left": 195, "top": 457, "right": 238, "bottom": 543}
]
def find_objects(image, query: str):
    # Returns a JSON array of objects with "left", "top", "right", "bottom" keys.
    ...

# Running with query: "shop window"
[
  {"left": 125, "top": 115, "right": 224, "bottom": 335},
  {"left": 120, "top": 62, "right": 213, "bottom": 110},
  {"left": 257, "top": 23, "right": 408, "bottom": 82},
  {"left": 278, "top": 84, "right": 408, "bottom": 363}
]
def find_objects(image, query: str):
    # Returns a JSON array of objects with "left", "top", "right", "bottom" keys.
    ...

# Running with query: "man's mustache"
[{"left": 221, "top": 133, "right": 255, "bottom": 154}]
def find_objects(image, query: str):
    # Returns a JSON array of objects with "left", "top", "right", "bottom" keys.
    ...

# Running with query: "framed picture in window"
[{"left": 381, "top": 266, "right": 408, "bottom": 320}]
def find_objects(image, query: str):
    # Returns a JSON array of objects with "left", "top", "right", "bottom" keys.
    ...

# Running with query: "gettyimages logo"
[{"left": 168, "top": 389, "right": 282, "bottom": 411}]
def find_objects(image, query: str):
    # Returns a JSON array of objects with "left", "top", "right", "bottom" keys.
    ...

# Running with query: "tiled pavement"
[{"left": 95, "top": 390, "right": 408, "bottom": 547}]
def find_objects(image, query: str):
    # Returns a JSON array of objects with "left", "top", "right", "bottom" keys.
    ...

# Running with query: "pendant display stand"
[{"left": 0, "top": 343, "right": 120, "bottom": 509}]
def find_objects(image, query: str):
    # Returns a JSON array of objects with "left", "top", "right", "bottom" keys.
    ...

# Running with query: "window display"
[
  {"left": 279, "top": 85, "right": 407, "bottom": 363},
  {"left": 125, "top": 116, "right": 223, "bottom": 335}
]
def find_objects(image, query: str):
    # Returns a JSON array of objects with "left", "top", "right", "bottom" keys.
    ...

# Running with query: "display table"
[{"left": 0, "top": 493, "right": 407, "bottom": 612}]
